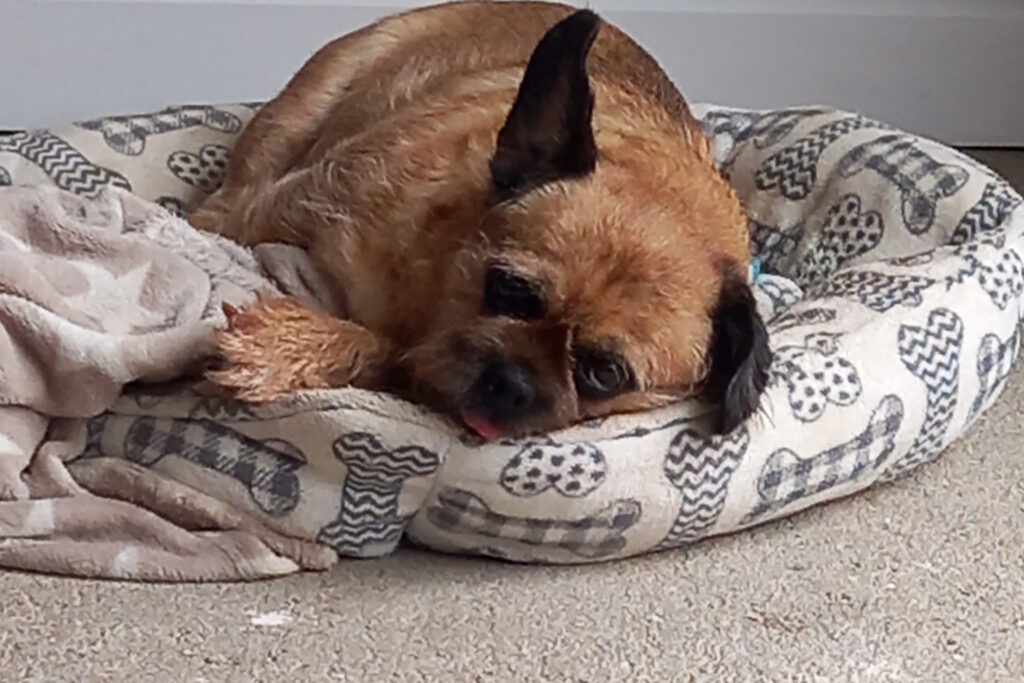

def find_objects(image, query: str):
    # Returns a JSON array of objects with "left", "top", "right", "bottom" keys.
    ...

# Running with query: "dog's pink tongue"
[{"left": 462, "top": 412, "right": 503, "bottom": 441}]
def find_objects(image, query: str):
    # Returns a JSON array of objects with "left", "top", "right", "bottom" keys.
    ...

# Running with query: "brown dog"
[{"left": 189, "top": 0, "right": 770, "bottom": 439}]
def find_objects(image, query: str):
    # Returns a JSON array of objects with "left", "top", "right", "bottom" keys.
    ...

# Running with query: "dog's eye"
[
  {"left": 574, "top": 349, "right": 634, "bottom": 400},
  {"left": 483, "top": 266, "right": 545, "bottom": 320}
]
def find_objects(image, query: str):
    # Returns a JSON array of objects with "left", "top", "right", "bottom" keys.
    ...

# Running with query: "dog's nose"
[{"left": 475, "top": 360, "right": 537, "bottom": 418}]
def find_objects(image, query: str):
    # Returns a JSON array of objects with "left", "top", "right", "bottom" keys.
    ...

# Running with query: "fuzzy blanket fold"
[{"left": 0, "top": 185, "right": 342, "bottom": 580}]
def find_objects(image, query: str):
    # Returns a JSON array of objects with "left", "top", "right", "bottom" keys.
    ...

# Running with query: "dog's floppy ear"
[
  {"left": 490, "top": 9, "right": 601, "bottom": 199},
  {"left": 706, "top": 263, "right": 772, "bottom": 433}
]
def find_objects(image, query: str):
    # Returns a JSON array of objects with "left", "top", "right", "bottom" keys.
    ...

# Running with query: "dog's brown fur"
[{"left": 191, "top": 0, "right": 771, "bottom": 438}]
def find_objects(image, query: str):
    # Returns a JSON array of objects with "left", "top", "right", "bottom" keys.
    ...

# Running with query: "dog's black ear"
[
  {"left": 706, "top": 264, "right": 772, "bottom": 433},
  {"left": 490, "top": 9, "right": 601, "bottom": 199}
]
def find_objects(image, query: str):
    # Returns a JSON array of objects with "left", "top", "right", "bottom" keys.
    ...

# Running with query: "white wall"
[{"left": 3, "top": 0, "right": 1023, "bottom": 145}]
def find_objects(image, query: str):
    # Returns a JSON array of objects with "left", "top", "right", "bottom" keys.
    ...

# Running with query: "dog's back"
[
  {"left": 194, "top": 1, "right": 704, "bottom": 214},
  {"left": 302, "top": 1, "right": 698, "bottom": 148}
]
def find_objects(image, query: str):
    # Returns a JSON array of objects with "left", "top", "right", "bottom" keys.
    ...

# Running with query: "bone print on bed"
[
  {"left": 499, "top": 441, "right": 606, "bottom": 498},
  {"left": 83, "top": 413, "right": 306, "bottom": 517},
  {"left": 425, "top": 487, "right": 642, "bottom": 560},
  {"left": 746, "top": 394, "right": 905, "bottom": 522},
  {"left": 951, "top": 181, "right": 1023, "bottom": 245},
  {"left": 815, "top": 269, "right": 937, "bottom": 312},
  {"left": 836, "top": 135, "right": 969, "bottom": 235},
  {"left": 76, "top": 105, "right": 244, "bottom": 156},
  {"left": 656, "top": 426, "right": 750, "bottom": 549},
  {"left": 700, "top": 107, "right": 830, "bottom": 171},
  {"left": 0, "top": 131, "right": 131, "bottom": 197},
  {"left": 970, "top": 326, "right": 1021, "bottom": 423},
  {"left": 168, "top": 144, "right": 231, "bottom": 193},
  {"left": 750, "top": 219, "right": 804, "bottom": 274},
  {"left": 754, "top": 114, "right": 892, "bottom": 200},
  {"left": 317, "top": 431, "right": 442, "bottom": 557},
  {"left": 797, "top": 193, "right": 884, "bottom": 286},
  {"left": 755, "top": 275, "right": 805, "bottom": 315},
  {"left": 767, "top": 307, "right": 838, "bottom": 334},
  {"left": 923, "top": 237, "right": 1024, "bottom": 313},
  {"left": 882, "top": 308, "right": 965, "bottom": 481},
  {"left": 771, "top": 332, "right": 862, "bottom": 423}
]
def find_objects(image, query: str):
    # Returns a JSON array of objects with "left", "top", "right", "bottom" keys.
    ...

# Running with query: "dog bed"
[{"left": 0, "top": 102, "right": 1020, "bottom": 579}]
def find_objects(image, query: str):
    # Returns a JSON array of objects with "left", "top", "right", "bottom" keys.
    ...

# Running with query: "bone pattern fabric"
[{"left": 0, "top": 103, "right": 1020, "bottom": 580}]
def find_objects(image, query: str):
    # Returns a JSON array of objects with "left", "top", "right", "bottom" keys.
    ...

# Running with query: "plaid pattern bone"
[
  {"left": 971, "top": 327, "right": 1022, "bottom": 421},
  {"left": 76, "top": 105, "right": 244, "bottom": 156},
  {"left": 837, "top": 135, "right": 969, "bottom": 235},
  {"left": 426, "top": 487, "right": 641, "bottom": 559},
  {"left": 703, "top": 108, "right": 827, "bottom": 151},
  {"left": 84, "top": 413, "right": 305, "bottom": 517},
  {"left": 746, "top": 394, "right": 905, "bottom": 521}
]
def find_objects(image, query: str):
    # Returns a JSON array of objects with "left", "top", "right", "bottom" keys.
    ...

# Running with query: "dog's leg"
[
  {"left": 190, "top": 165, "right": 324, "bottom": 246},
  {"left": 208, "top": 296, "right": 390, "bottom": 402}
]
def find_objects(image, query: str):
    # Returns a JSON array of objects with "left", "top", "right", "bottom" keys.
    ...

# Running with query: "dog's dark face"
[{"left": 408, "top": 9, "right": 770, "bottom": 439}]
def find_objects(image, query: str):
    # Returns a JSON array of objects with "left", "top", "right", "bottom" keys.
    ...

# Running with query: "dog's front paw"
[
  {"left": 207, "top": 296, "right": 385, "bottom": 403},
  {"left": 207, "top": 298, "right": 302, "bottom": 402}
]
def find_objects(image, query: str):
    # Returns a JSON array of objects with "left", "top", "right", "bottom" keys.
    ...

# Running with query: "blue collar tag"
[{"left": 749, "top": 257, "right": 762, "bottom": 283}]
